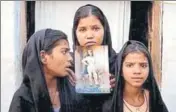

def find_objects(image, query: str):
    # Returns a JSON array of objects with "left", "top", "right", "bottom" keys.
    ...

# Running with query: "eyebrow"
[
  {"left": 77, "top": 26, "right": 86, "bottom": 28},
  {"left": 78, "top": 24, "right": 100, "bottom": 28},
  {"left": 61, "top": 48, "right": 70, "bottom": 51},
  {"left": 91, "top": 25, "right": 100, "bottom": 27},
  {"left": 124, "top": 62, "right": 148, "bottom": 64}
]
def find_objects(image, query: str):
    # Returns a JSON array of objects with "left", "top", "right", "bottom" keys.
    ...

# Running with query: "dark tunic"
[
  {"left": 72, "top": 4, "right": 118, "bottom": 112},
  {"left": 9, "top": 29, "right": 88, "bottom": 112}
]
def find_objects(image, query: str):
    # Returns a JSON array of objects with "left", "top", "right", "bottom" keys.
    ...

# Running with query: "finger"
[
  {"left": 66, "top": 68, "right": 76, "bottom": 81},
  {"left": 110, "top": 78, "right": 116, "bottom": 84},
  {"left": 67, "top": 73, "right": 74, "bottom": 84},
  {"left": 110, "top": 84, "right": 116, "bottom": 88},
  {"left": 68, "top": 76, "right": 76, "bottom": 86},
  {"left": 109, "top": 74, "right": 115, "bottom": 79},
  {"left": 66, "top": 68, "right": 76, "bottom": 85}
]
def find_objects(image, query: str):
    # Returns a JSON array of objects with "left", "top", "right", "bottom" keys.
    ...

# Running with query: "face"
[
  {"left": 42, "top": 39, "right": 73, "bottom": 77},
  {"left": 122, "top": 52, "right": 149, "bottom": 88},
  {"left": 76, "top": 15, "right": 104, "bottom": 46}
]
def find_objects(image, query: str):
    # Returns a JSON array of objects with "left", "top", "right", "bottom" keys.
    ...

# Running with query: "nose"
[
  {"left": 86, "top": 29, "right": 94, "bottom": 39},
  {"left": 133, "top": 65, "right": 141, "bottom": 75},
  {"left": 68, "top": 52, "right": 73, "bottom": 63}
]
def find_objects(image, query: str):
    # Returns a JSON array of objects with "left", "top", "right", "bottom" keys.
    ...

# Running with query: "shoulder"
[
  {"left": 15, "top": 83, "right": 33, "bottom": 102},
  {"left": 10, "top": 83, "right": 34, "bottom": 106},
  {"left": 9, "top": 83, "right": 34, "bottom": 112}
]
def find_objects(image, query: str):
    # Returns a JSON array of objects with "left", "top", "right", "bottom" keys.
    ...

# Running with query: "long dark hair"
[
  {"left": 72, "top": 4, "right": 116, "bottom": 74},
  {"left": 72, "top": 4, "right": 113, "bottom": 56},
  {"left": 105, "top": 40, "right": 168, "bottom": 112}
]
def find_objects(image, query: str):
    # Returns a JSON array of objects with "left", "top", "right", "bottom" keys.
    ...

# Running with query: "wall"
[
  {"left": 1, "top": 1, "right": 26, "bottom": 112},
  {"left": 1, "top": 1, "right": 16, "bottom": 112},
  {"left": 161, "top": 2, "right": 176, "bottom": 112}
]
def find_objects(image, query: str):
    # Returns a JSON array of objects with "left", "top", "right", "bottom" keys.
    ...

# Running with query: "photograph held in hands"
[{"left": 74, "top": 45, "right": 110, "bottom": 94}]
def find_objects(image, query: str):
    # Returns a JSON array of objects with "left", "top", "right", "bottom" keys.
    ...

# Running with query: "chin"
[
  {"left": 61, "top": 73, "right": 68, "bottom": 77},
  {"left": 132, "top": 83, "right": 143, "bottom": 88},
  {"left": 63, "top": 71, "right": 69, "bottom": 76},
  {"left": 56, "top": 72, "right": 68, "bottom": 77},
  {"left": 61, "top": 75, "right": 67, "bottom": 77}
]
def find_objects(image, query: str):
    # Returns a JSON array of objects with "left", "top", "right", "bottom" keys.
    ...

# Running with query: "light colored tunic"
[
  {"left": 54, "top": 107, "right": 60, "bottom": 112},
  {"left": 123, "top": 90, "right": 149, "bottom": 112}
]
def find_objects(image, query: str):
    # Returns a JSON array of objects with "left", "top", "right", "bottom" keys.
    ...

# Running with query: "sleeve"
[
  {"left": 8, "top": 93, "right": 35, "bottom": 112},
  {"left": 9, "top": 95, "right": 23, "bottom": 112}
]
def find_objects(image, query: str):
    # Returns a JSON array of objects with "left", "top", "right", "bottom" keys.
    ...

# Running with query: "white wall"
[
  {"left": 1, "top": 1, "right": 24, "bottom": 112},
  {"left": 1, "top": 1, "right": 16, "bottom": 112},
  {"left": 161, "top": 2, "right": 176, "bottom": 112}
]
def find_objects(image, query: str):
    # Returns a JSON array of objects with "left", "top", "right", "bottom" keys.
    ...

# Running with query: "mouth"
[
  {"left": 85, "top": 41, "right": 96, "bottom": 46},
  {"left": 65, "top": 64, "right": 72, "bottom": 70},
  {"left": 131, "top": 77, "right": 143, "bottom": 81},
  {"left": 65, "top": 65, "right": 72, "bottom": 69},
  {"left": 64, "top": 65, "right": 73, "bottom": 75}
]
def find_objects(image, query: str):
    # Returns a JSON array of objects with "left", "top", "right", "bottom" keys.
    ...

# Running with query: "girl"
[
  {"left": 9, "top": 29, "right": 86, "bottom": 112},
  {"left": 103, "top": 40, "right": 168, "bottom": 112},
  {"left": 70, "top": 4, "right": 117, "bottom": 112}
]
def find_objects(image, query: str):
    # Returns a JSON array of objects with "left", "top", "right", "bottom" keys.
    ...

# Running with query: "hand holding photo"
[{"left": 75, "top": 45, "right": 110, "bottom": 94}]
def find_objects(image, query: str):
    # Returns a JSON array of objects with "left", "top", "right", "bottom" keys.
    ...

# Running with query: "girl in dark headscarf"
[
  {"left": 72, "top": 4, "right": 117, "bottom": 74},
  {"left": 9, "top": 29, "right": 86, "bottom": 112},
  {"left": 103, "top": 40, "right": 168, "bottom": 112},
  {"left": 69, "top": 4, "right": 117, "bottom": 112}
]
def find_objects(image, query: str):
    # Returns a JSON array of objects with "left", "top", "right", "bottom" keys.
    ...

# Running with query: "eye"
[
  {"left": 92, "top": 26, "right": 100, "bottom": 31},
  {"left": 62, "top": 50, "right": 67, "bottom": 55},
  {"left": 62, "top": 48, "right": 70, "bottom": 55},
  {"left": 79, "top": 27, "right": 86, "bottom": 32},
  {"left": 126, "top": 63, "right": 134, "bottom": 68},
  {"left": 140, "top": 63, "right": 148, "bottom": 68}
]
